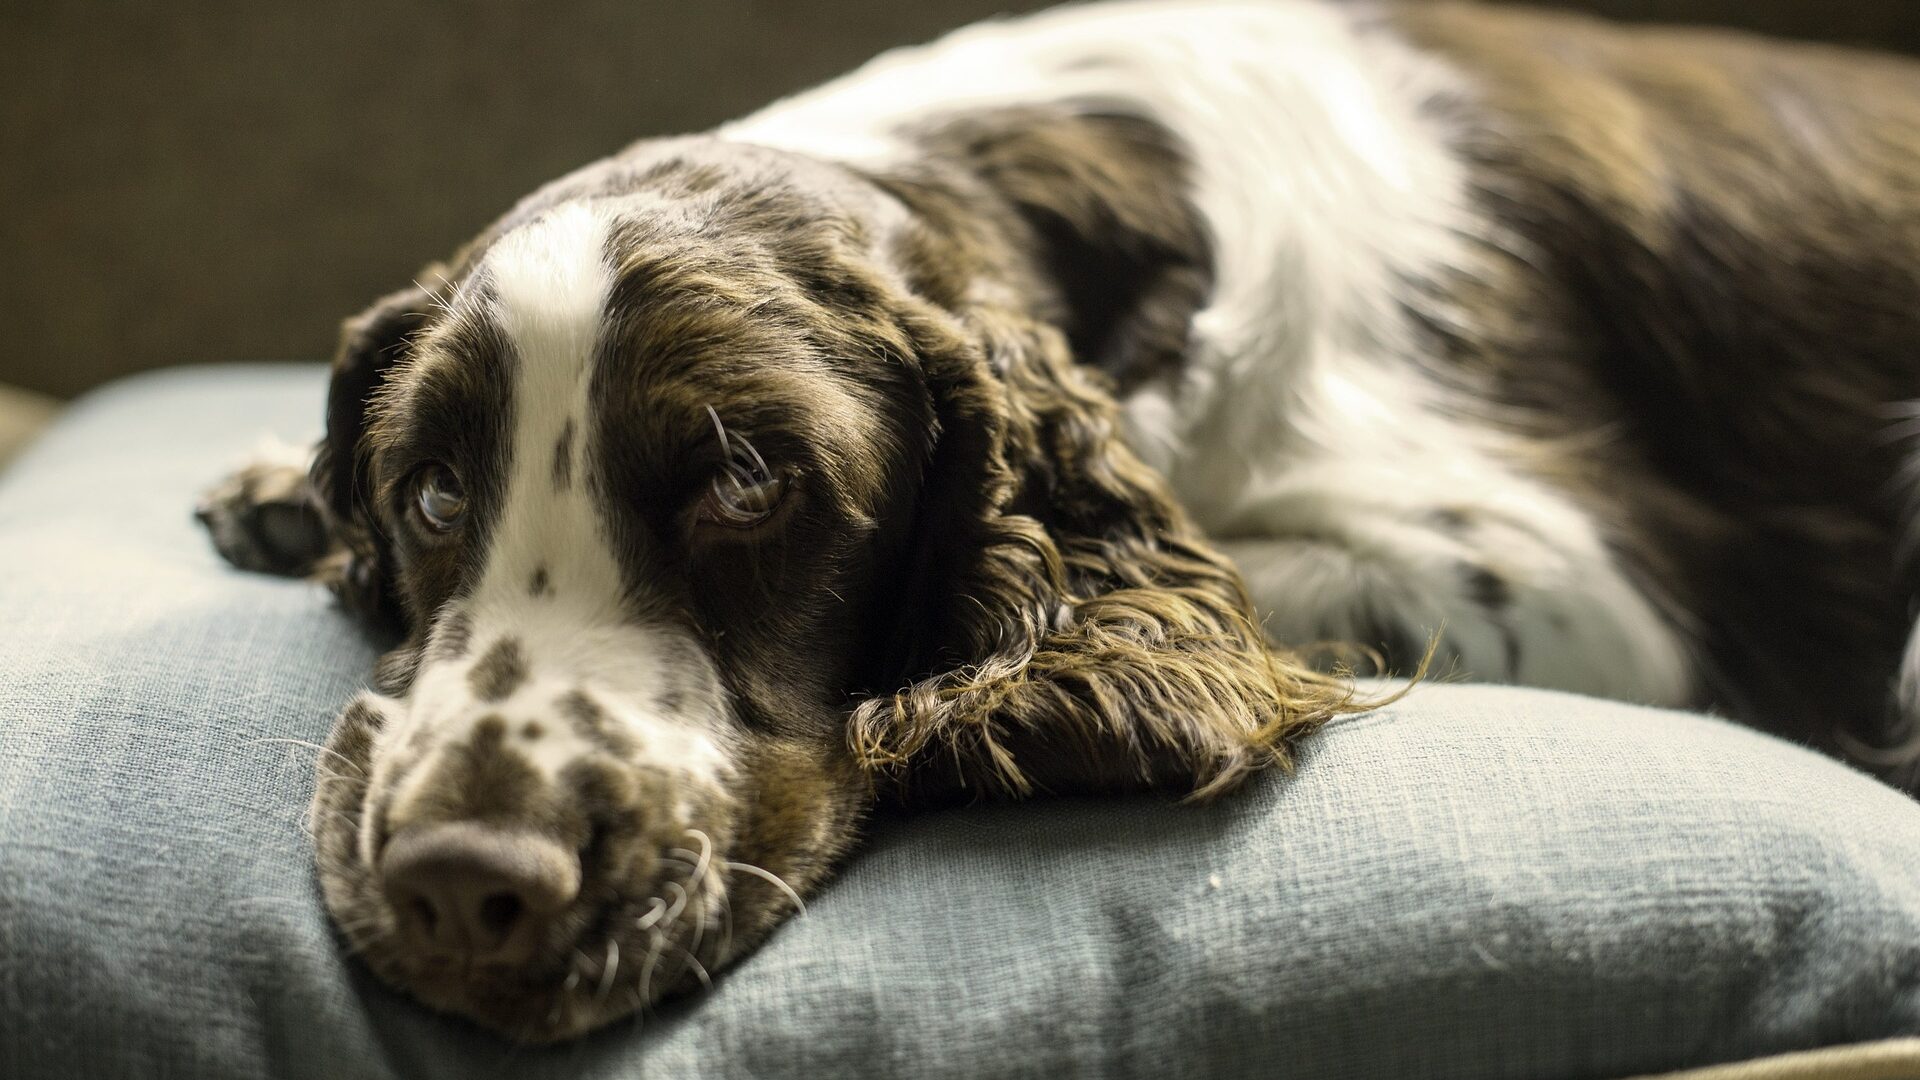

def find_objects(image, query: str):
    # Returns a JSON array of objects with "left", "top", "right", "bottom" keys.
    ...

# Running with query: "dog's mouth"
[
  {"left": 327, "top": 813, "right": 757, "bottom": 1041},
  {"left": 359, "top": 830, "right": 741, "bottom": 1042},
  {"left": 307, "top": 692, "right": 790, "bottom": 1041}
]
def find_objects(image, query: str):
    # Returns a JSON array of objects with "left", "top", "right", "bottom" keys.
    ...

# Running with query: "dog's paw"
[{"left": 196, "top": 442, "right": 330, "bottom": 576}]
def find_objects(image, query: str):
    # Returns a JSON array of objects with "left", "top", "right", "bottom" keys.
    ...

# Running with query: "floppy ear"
[
  {"left": 852, "top": 305, "right": 1369, "bottom": 803},
  {"left": 308, "top": 279, "right": 441, "bottom": 623}
]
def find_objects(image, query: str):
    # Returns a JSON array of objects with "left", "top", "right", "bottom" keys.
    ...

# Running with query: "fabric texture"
[{"left": 2, "top": 364, "right": 1918, "bottom": 1080}]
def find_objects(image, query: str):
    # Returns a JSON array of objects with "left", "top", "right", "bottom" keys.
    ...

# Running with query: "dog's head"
[{"left": 306, "top": 130, "right": 1357, "bottom": 1040}]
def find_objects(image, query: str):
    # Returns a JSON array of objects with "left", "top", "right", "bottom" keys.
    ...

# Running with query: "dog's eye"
[
  {"left": 699, "top": 406, "right": 787, "bottom": 530},
  {"left": 412, "top": 464, "right": 467, "bottom": 533},
  {"left": 698, "top": 468, "right": 788, "bottom": 529}
]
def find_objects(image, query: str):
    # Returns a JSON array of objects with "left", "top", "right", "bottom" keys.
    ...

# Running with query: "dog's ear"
[
  {"left": 309, "top": 279, "right": 440, "bottom": 622},
  {"left": 912, "top": 107, "right": 1213, "bottom": 394},
  {"left": 315, "top": 282, "right": 437, "bottom": 520},
  {"left": 852, "top": 304, "right": 1367, "bottom": 803}
]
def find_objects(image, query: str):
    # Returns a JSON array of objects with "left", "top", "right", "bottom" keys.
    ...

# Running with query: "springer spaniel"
[{"left": 199, "top": 0, "right": 1920, "bottom": 1040}]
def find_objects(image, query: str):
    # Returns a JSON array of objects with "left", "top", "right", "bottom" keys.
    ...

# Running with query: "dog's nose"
[{"left": 380, "top": 822, "right": 581, "bottom": 960}]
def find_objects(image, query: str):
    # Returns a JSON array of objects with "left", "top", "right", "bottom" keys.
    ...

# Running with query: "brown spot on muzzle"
[
  {"left": 1463, "top": 565, "right": 1513, "bottom": 612},
  {"left": 333, "top": 697, "right": 387, "bottom": 758},
  {"left": 557, "top": 690, "right": 636, "bottom": 757},
  {"left": 470, "top": 638, "right": 529, "bottom": 702},
  {"left": 398, "top": 714, "right": 551, "bottom": 831}
]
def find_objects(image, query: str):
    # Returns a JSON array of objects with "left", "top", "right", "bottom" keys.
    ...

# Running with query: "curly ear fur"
[
  {"left": 309, "top": 278, "right": 443, "bottom": 624},
  {"left": 851, "top": 304, "right": 1374, "bottom": 803}
]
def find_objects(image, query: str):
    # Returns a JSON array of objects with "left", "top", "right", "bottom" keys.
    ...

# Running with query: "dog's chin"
[
  {"left": 338, "top": 888, "right": 742, "bottom": 1043},
  {"left": 368, "top": 948, "right": 710, "bottom": 1043},
  {"left": 370, "top": 955, "right": 588, "bottom": 1044}
]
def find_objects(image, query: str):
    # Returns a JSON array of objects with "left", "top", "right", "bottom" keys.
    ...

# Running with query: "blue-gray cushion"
[{"left": 2, "top": 365, "right": 1918, "bottom": 1080}]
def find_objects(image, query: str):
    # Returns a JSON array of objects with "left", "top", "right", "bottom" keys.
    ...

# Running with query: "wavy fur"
[{"left": 852, "top": 304, "right": 1375, "bottom": 802}]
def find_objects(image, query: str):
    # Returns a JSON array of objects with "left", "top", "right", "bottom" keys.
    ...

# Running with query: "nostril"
[
  {"left": 410, "top": 896, "right": 439, "bottom": 936},
  {"left": 379, "top": 822, "right": 582, "bottom": 960},
  {"left": 478, "top": 892, "right": 523, "bottom": 939}
]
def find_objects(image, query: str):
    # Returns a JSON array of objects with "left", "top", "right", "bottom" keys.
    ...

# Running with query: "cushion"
[{"left": 2, "top": 364, "right": 1918, "bottom": 1080}]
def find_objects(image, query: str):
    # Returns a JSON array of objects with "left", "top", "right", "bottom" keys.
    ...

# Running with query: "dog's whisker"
[
  {"left": 737, "top": 436, "right": 771, "bottom": 483},
  {"left": 550, "top": 970, "right": 583, "bottom": 1028},
  {"left": 718, "top": 884, "right": 736, "bottom": 964},
  {"left": 705, "top": 405, "right": 733, "bottom": 461},
  {"left": 305, "top": 807, "right": 360, "bottom": 832},
  {"left": 672, "top": 940, "right": 713, "bottom": 991},
  {"left": 687, "top": 891, "right": 709, "bottom": 969},
  {"left": 662, "top": 880, "right": 690, "bottom": 925},
  {"left": 240, "top": 737, "right": 365, "bottom": 777},
  {"left": 640, "top": 926, "right": 668, "bottom": 1008},
  {"left": 723, "top": 859, "right": 806, "bottom": 916},
  {"left": 680, "top": 826, "right": 716, "bottom": 886},
  {"left": 595, "top": 938, "right": 621, "bottom": 1004},
  {"left": 635, "top": 897, "right": 669, "bottom": 931}
]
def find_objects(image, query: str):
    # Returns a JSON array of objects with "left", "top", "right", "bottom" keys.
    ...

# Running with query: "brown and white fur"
[{"left": 198, "top": 0, "right": 1920, "bottom": 1042}]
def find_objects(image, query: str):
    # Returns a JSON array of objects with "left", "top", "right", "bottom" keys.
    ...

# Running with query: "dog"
[{"left": 198, "top": 0, "right": 1920, "bottom": 1041}]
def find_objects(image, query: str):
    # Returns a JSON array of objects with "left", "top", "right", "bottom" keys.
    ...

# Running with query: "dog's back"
[
  {"left": 1401, "top": 4, "right": 1920, "bottom": 756},
  {"left": 730, "top": 0, "right": 1920, "bottom": 767}
]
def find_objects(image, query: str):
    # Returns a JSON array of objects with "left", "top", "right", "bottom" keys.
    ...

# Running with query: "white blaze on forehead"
[
  {"left": 483, "top": 204, "right": 721, "bottom": 743},
  {"left": 489, "top": 202, "right": 617, "bottom": 353},
  {"left": 479, "top": 202, "right": 623, "bottom": 624}
]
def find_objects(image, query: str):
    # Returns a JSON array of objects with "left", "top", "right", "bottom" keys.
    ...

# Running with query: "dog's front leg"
[
  {"left": 1214, "top": 493, "right": 1696, "bottom": 706},
  {"left": 196, "top": 438, "right": 335, "bottom": 577}
]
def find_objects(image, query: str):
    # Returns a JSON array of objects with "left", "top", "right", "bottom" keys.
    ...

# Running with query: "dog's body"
[{"left": 201, "top": 0, "right": 1920, "bottom": 1040}]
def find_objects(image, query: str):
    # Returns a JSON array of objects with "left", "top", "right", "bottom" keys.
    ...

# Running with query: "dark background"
[{"left": 5, "top": 0, "right": 1918, "bottom": 400}]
